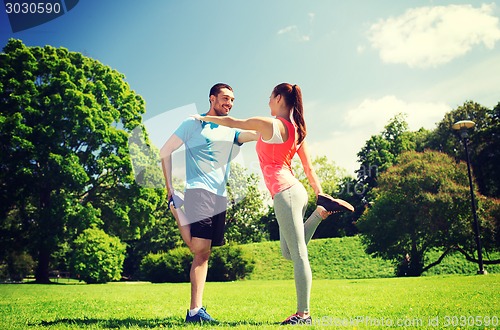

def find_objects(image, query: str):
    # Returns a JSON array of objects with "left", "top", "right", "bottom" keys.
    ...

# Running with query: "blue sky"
[{"left": 1, "top": 1, "right": 500, "bottom": 178}]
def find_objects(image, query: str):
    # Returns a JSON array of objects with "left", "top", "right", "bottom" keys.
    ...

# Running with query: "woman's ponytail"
[
  {"left": 272, "top": 83, "right": 307, "bottom": 144},
  {"left": 291, "top": 84, "right": 306, "bottom": 145}
]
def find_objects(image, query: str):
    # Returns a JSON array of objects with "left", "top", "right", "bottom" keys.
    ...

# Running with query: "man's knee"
[
  {"left": 190, "top": 238, "right": 211, "bottom": 259},
  {"left": 194, "top": 250, "right": 211, "bottom": 264}
]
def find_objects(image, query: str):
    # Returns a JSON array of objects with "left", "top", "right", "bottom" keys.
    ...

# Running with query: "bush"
[
  {"left": 0, "top": 252, "right": 35, "bottom": 282},
  {"left": 208, "top": 244, "right": 255, "bottom": 281},
  {"left": 72, "top": 228, "right": 126, "bottom": 284},
  {"left": 140, "top": 247, "right": 192, "bottom": 283},
  {"left": 139, "top": 244, "right": 254, "bottom": 283}
]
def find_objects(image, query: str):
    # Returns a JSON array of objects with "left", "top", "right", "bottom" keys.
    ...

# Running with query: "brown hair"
[
  {"left": 272, "top": 83, "right": 306, "bottom": 144},
  {"left": 209, "top": 83, "right": 233, "bottom": 102}
]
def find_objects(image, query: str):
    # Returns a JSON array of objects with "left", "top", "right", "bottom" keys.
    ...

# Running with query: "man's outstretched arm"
[{"left": 237, "top": 130, "right": 259, "bottom": 144}]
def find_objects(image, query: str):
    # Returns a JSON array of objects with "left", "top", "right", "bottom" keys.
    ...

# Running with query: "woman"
[{"left": 194, "top": 83, "right": 353, "bottom": 324}]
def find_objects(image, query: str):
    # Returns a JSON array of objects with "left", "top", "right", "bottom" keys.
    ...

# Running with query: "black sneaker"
[
  {"left": 280, "top": 313, "right": 312, "bottom": 325},
  {"left": 317, "top": 193, "right": 354, "bottom": 213}
]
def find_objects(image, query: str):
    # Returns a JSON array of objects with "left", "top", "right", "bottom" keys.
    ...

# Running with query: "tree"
[
  {"left": 357, "top": 150, "right": 499, "bottom": 276},
  {"left": 293, "top": 155, "right": 346, "bottom": 200},
  {"left": 260, "top": 206, "right": 279, "bottom": 241},
  {"left": 0, "top": 39, "right": 162, "bottom": 283},
  {"left": 292, "top": 156, "right": 359, "bottom": 238},
  {"left": 356, "top": 113, "right": 428, "bottom": 201},
  {"left": 72, "top": 227, "right": 126, "bottom": 283},
  {"left": 122, "top": 197, "right": 180, "bottom": 280},
  {"left": 322, "top": 176, "right": 364, "bottom": 237},
  {"left": 225, "top": 163, "right": 268, "bottom": 243},
  {"left": 426, "top": 101, "right": 500, "bottom": 198}
]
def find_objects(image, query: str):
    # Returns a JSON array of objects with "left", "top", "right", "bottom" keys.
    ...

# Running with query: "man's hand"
[{"left": 166, "top": 187, "right": 174, "bottom": 201}]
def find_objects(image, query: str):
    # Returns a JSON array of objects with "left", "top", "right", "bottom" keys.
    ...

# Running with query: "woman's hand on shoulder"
[{"left": 191, "top": 114, "right": 203, "bottom": 121}]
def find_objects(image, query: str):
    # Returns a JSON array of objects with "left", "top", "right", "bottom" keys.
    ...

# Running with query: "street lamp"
[{"left": 452, "top": 120, "right": 486, "bottom": 275}]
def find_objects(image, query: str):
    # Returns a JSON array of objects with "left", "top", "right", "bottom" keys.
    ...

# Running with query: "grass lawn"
[{"left": 1, "top": 274, "right": 499, "bottom": 329}]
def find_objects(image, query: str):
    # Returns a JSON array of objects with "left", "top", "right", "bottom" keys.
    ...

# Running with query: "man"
[{"left": 159, "top": 83, "right": 257, "bottom": 323}]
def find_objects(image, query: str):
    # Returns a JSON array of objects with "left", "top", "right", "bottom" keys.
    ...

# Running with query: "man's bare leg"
[
  {"left": 169, "top": 202, "right": 192, "bottom": 249},
  {"left": 189, "top": 237, "right": 211, "bottom": 310}
]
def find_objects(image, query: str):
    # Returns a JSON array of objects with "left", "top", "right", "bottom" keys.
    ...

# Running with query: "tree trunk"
[
  {"left": 410, "top": 241, "right": 423, "bottom": 276},
  {"left": 35, "top": 247, "right": 51, "bottom": 283},
  {"left": 35, "top": 188, "right": 52, "bottom": 284}
]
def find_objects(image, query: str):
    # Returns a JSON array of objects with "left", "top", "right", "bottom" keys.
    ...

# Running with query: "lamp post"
[{"left": 452, "top": 120, "right": 485, "bottom": 275}]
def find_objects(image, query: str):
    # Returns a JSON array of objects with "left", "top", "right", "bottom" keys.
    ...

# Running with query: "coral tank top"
[{"left": 256, "top": 117, "right": 300, "bottom": 198}]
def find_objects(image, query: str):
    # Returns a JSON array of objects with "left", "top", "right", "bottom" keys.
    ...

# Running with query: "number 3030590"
[{"left": 5, "top": 2, "right": 62, "bottom": 14}]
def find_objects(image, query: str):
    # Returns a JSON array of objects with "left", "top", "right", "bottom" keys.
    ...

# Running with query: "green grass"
[
  {"left": 2, "top": 237, "right": 498, "bottom": 329},
  {"left": 242, "top": 236, "right": 500, "bottom": 280},
  {"left": 1, "top": 275, "right": 499, "bottom": 329}
]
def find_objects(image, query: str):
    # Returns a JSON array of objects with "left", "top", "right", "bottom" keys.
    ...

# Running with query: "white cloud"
[
  {"left": 344, "top": 95, "right": 451, "bottom": 131},
  {"left": 368, "top": 3, "right": 500, "bottom": 68},
  {"left": 278, "top": 26, "right": 296, "bottom": 35},
  {"left": 277, "top": 25, "right": 311, "bottom": 42},
  {"left": 277, "top": 12, "right": 315, "bottom": 42}
]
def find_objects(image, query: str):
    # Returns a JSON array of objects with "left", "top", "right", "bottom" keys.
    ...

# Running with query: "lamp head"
[
  {"left": 452, "top": 120, "right": 475, "bottom": 139},
  {"left": 452, "top": 120, "right": 475, "bottom": 130}
]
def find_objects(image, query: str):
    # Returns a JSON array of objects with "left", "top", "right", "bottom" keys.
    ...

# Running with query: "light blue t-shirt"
[{"left": 174, "top": 117, "right": 241, "bottom": 197}]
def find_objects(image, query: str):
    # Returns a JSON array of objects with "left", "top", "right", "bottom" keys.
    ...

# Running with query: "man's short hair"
[{"left": 209, "top": 83, "right": 233, "bottom": 98}]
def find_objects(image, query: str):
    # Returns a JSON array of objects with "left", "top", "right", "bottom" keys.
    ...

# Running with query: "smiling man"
[{"left": 159, "top": 83, "right": 257, "bottom": 323}]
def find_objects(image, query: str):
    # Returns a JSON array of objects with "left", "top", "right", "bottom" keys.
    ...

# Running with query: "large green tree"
[
  {"left": 0, "top": 39, "right": 162, "bottom": 283},
  {"left": 358, "top": 150, "right": 499, "bottom": 276},
  {"left": 426, "top": 100, "right": 500, "bottom": 198},
  {"left": 356, "top": 113, "right": 429, "bottom": 201}
]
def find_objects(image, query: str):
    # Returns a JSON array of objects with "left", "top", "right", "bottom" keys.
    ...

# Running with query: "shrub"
[
  {"left": 0, "top": 252, "right": 35, "bottom": 282},
  {"left": 208, "top": 244, "right": 255, "bottom": 281},
  {"left": 140, "top": 244, "right": 254, "bottom": 283},
  {"left": 72, "top": 228, "right": 126, "bottom": 284},
  {"left": 140, "top": 247, "right": 192, "bottom": 283}
]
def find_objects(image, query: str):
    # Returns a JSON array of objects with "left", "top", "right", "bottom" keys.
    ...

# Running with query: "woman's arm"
[
  {"left": 296, "top": 140, "right": 323, "bottom": 196},
  {"left": 193, "top": 114, "right": 274, "bottom": 140}
]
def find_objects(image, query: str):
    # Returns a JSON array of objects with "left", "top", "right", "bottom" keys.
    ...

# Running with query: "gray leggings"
[{"left": 273, "top": 183, "right": 323, "bottom": 313}]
